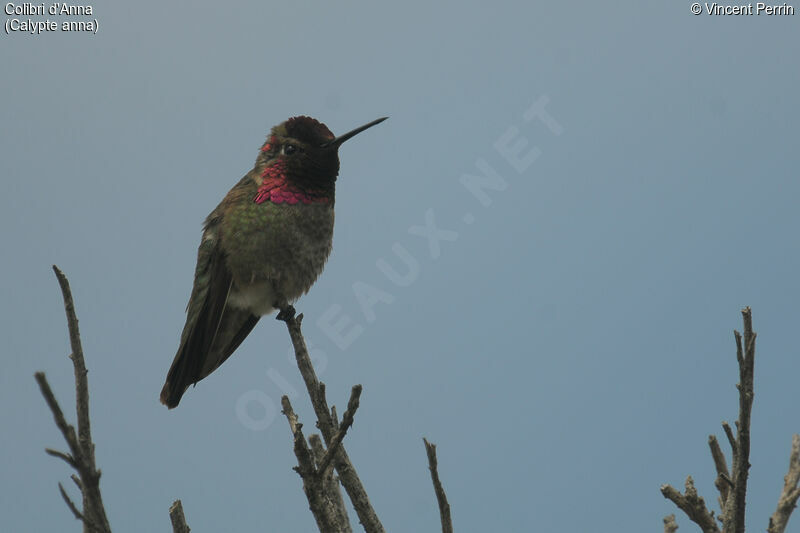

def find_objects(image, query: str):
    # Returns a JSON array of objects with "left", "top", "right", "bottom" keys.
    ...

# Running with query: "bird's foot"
[{"left": 276, "top": 305, "right": 296, "bottom": 322}]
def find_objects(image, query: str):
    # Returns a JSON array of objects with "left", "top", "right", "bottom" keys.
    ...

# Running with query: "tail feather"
[{"left": 160, "top": 311, "right": 259, "bottom": 408}]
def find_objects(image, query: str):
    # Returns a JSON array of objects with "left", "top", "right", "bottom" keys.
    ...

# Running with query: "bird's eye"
[{"left": 283, "top": 144, "right": 297, "bottom": 155}]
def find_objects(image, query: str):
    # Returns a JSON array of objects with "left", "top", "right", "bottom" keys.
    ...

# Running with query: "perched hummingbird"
[{"left": 160, "top": 116, "right": 387, "bottom": 408}]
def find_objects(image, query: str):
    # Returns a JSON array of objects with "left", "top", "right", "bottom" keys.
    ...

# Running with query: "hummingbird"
[{"left": 160, "top": 115, "right": 387, "bottom": 408}]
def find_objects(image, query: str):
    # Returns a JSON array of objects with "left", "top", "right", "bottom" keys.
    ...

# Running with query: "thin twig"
[
  {"left": 708, "top": 435, "right": 731, "bottom": 515},
  {"left": 281, "top": 396, "right": 317, "bottom": 478},
  {"left": 768, "top": 434, "right": 800, "bottom": 533},
  {"left": 36, "top": 371, "right": 107, "bottom": 532},
  {"left": 45, "top": 448, "right": 77, "bottom": 469},
  {"left": 423, "top": 438, "right": 453, "bottom": 533},
  {"left": 282, "top": 313, "right": 385, "bottom": 533},
  {"left": 722, "top": 422, "right": 737, "bottom": 456},
  {"left": 53, "top": 266, "right": 93, "bottom": 458},
  {"left": 168, "top": 500, "right": 191, "bottom": 533},
  {"left": 58, "top": 482, "right": 86, "bottom": 522},
  {"left": 309, "top": 435, "right": 353, "bottom": 533},
  {"left": 281, "top": 396, "right": 343, "bottom": 532},
  {"left": 317, "top": 385, "right": 362, "bottom": 475},
  {"left": 57, "top": 483, "right": 103, "bottom": 533},
  {"left": 663, "top": 513, "right": 679, "bottom": 533},
  {"left": 35, "top": 373, "right": 83, "bottom": 464}
]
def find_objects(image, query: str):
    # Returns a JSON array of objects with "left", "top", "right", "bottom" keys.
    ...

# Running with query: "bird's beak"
[{"left": 322, "top": 117, "right": 388, "bottom": 148}]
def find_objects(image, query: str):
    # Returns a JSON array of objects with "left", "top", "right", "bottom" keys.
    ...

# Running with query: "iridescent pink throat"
[{"left": 254, "top": 160, "right": 331, "bottom": 205}]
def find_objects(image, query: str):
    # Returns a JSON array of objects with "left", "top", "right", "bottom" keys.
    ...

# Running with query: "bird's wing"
[{"left": 160, "top": 209, "right": 259, "bottom": 408}]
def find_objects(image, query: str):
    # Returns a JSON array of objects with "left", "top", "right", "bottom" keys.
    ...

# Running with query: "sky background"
[{"left": 2, "top": 1, "right": 799, "bottom": 532}]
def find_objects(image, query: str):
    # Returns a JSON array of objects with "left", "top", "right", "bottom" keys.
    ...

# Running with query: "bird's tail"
[
  {"left": 160, "top": 358, "right": 191, "bottom": 409},
  {"left": 160, "top": 309, "right": 259, "bottom": 409}
]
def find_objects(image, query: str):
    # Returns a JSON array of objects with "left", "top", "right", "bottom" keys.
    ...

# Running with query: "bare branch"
[
  {"left": 423, "top": 438, "right": 453, "bottom": 533},
  {"left": 768, "top": 434, "right": 800, "bottom": 533},
  {"left": 282, "top": 313, "right": 385, "bottom": 533},
  {"left": 661, "top": 477, "right": 720, "bottom": 533},
  {"left": 52, "top": 265, "right": 93, "bottom": 457},
  {"left": 57, "top": 483, "right": 103, "bottom": 533},
  {"left": 661, "top": 309, "right": 766, "bottom": 533},
  {"left": 281, "top": 396, "right": 316, "bottom": 477},
  {"left": 45, "top": 448, "right": 77, "bottom": 469},
  {"left": 309, "top": 435, "right": 353, "bottom": 533},
  {"left": 708, "top": 435, "right": 731, "bottom": 516},
  {"left": 281, "top": 395, "right": 343, "bottom": 532},
  {"left": 722, "top": 422, "right": 737, "bottom": 457},
  {"left": 317, "top": 385, "right": 362, "bottom": 475},
  {"left": 58, "top": 482, "right": 86, "bottom": 522},
  {"left": 36, "top": 370, "right": 109, "bottom": 533},
  {"left": 35, "top": 372, "right": 83, "bottom": 464},
  {"left": 168, "top": 500, "right": 191, "bottom": 533},
  {"left": 722, "top": 307, "right": 756, "bottom": 533},
  {"left": 35, "top": 266, "right": 112, "bottom": 533},
  {"left": 663, "top": 513, "right": 679, "bottom": 533}
]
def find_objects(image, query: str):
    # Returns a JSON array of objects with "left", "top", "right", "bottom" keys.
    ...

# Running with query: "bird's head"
[{"left": 255, "top": 116, "right": 388, "bottom": 196}]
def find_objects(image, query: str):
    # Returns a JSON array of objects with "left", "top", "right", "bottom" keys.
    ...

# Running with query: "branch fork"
[{"left": 661, "top": 308, "right": 800, "bottom": 533}]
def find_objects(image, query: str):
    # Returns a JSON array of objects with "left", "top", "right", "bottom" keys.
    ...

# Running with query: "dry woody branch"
[
  {"left": 36, "top": 267, "right": 454, "bottom": 532},
  {"left": 168, "top": 500, "right": 191, "bottom": 533},
  {"left": 35, "top": 266, "right": 112, "bottom": 533},
  {"left": 424, "top": 438, "right": 454, "bottom": 533},
  {"left": 768, "top": 434, "right": 800, "bottom": 533},
  {"left": 280, "top": 312, "right": 384, "bottom": 533},
  {"left": 661, "top": 307, "right": 800, "bottom": 533}
]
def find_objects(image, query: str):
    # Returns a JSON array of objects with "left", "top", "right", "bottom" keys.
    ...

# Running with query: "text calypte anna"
[{"left": 160, "top": 116, "right": 387, "bottom": 408}]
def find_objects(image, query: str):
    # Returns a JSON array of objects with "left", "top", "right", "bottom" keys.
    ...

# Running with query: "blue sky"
[{"left": 2, "top": 2, "right": 799, "bottom": 531}]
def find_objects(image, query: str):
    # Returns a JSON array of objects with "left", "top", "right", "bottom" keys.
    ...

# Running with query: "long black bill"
[{"left": 322, "top": 117, "right": 388, "bottom": 148}]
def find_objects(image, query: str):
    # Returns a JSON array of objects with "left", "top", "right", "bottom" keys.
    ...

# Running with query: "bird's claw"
[{"left": 276, "top": 305, "right": 296, "bottom": 322}]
